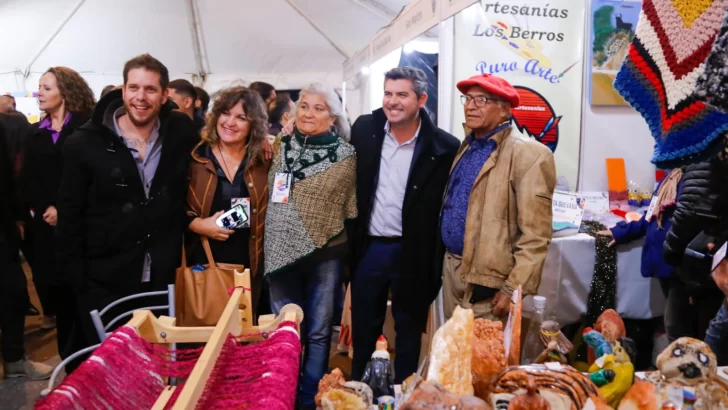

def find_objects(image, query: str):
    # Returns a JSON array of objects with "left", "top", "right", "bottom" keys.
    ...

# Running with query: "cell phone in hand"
[{"left": 215, "top": 204, "right": 249, "bottom": 229}]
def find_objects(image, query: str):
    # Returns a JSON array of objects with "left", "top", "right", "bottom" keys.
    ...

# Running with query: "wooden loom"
[{"left": 105, "top": 269, "right": 302, "bottom": 410}]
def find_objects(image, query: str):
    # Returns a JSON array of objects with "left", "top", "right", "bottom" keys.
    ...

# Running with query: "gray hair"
[
  {"left": 296, "top": 83, "right": 351, "bottom": 141},
  {"left": 384, "top": 67, "right": 428, "bottom": 99}
]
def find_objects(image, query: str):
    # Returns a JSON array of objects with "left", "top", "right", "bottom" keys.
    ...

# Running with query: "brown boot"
[{"left": 4, "top": 358, "right": 54, "bottom": 380}]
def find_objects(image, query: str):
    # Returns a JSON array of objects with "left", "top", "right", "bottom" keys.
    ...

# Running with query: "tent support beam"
[
  {"left": 284, "top": 0, "right": 350, "bottom": 59},
  {"left": 24, "top": 0, "right": 87, "bottom": 78},
  {"left": 187, "top": 0, "right": 210, "bottom": 84},
  {"left": 347, "top": 0, "right": 395, "bottom": 21}
]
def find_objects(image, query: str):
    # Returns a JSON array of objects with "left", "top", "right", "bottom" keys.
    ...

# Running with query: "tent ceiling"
[{"left": 0, "top": 0, "right": 410, "bottom": 90}]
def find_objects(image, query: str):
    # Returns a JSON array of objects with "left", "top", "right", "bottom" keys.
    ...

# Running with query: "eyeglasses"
[{"left": 460, "top": 95, "right": 503, "bottom": 107}]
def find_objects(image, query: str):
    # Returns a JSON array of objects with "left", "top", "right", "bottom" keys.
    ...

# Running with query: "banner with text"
[
  {"left": 371, "top": 0, "right": 441, "bottom": 61},
  {"left": 452, "top": 1, "right": 585, "bottom": 188}
]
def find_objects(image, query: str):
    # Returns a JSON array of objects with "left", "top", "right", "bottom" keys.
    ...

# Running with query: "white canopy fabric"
[{"left": 0, "top": 0, "right": 409, "bottom": 96}]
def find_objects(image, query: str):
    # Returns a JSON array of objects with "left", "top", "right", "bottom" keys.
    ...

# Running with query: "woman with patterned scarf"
[{"left": 264, "top": 83, "right": 356, "bottom": 409}]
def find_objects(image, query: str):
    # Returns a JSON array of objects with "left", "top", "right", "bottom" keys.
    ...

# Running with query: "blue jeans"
[
  {"left": 268, "top": 257, "right": 342, "bottom": 407},
  {"left": 705, "top": 303, "right": 728, "bottom": 366}
]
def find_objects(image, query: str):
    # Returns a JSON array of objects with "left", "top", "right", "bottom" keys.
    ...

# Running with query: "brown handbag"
[{"left": 175, "top": 237, "right": 245, "bottom": 326}]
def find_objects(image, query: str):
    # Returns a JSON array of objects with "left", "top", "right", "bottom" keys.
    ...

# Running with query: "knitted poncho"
[
  {"left": 614, "top": 0, "right": 728, "bottom": 168},
  {"left": 264, "top": 131, "right": 357, "bottom": 275}
]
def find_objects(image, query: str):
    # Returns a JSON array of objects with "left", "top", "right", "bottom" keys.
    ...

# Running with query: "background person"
[
  {"left": 21, "top": 67, "right": 95, "bottom": 367},
  {"left": 194, "top": 86, "right": 210, "bottom": 131},
  {"left": 99, "top": 85, "right": 116, "bottom": 99},
  {"left": 167, "top": 79, "right": 198, "bottom": 121},
  {"left": 1, "top": 121, "right": 53, "bottom": 380},
  {"left": 249, "top": 81, "right": 276, "bottom": 107},
  {"left": 661, "top": 159, "right": 727, "bottom": 343},
  {"left": 267, "top": 92, "right": 294, "bottom": 136}
]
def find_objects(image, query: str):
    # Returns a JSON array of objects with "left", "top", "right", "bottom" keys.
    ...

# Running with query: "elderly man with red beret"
[{"left": 440, "top": 73, "right": 556, "bottom": 320}]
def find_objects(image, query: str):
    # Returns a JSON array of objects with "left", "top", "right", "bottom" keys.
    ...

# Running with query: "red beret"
[{"left": 456, "top": 74, "right": 520, "bottom": 108}]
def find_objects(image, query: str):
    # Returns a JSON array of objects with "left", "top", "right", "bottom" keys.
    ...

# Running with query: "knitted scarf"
[
  {"left": 264, "top": 130, "right": 357, "bottom": 275},
  {"left": 653, "top": 168, "right": 683, "bottom": 227},
  {"left": 614, "top": 0, "right": 728, "bottom": 168}
]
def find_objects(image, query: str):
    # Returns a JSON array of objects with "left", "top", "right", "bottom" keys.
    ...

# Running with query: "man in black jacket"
[
  {"left": 0, "top": 101, "right": 35, "bottom": 268},
  {"left": 57, "top": 54, "right": 197, "bottom": 345},
  {"left": 349, "top": 67, "right": 460, "bottom": 382},
  {"left": 663, "top": 158, "right": 727, "bottom": 341},
  {"left": 0, "top": 122, "right": 53, "bottom": 379}
]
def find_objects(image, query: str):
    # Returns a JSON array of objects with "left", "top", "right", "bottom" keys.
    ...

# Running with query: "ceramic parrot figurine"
[
  {"left": 583, "top": 329, "right": 613, "bottom": 358},
  {"left": 588, "top": 338, "right": 636, "bottom": 408}
]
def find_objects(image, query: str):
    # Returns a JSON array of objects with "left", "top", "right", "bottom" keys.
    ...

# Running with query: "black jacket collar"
[{"left": 370, "top": 107, "right": 449, "bottom": 156}]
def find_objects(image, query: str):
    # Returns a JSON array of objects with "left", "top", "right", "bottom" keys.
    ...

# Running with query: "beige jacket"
[{"left": 452, "top": 126, "right": 556, "bottom": 295}]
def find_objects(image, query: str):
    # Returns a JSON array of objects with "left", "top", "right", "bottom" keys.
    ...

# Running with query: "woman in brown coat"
[{"left": 186, "top": 87, "right": 271, "bottom": 314}]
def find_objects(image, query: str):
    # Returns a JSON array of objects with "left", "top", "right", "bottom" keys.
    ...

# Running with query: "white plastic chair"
[{"left": 40, "top": 284, "right": 176, "bottom": 397}]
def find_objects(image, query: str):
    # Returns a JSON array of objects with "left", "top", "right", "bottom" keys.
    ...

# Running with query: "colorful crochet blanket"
[
  {"left": 614, "top": 0, "right": 728, "bottom": 167},
  {"left": 695, "top": 8, "right": 728, "bottom": 111}
]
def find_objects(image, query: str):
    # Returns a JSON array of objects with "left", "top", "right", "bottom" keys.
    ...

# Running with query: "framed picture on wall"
[{"left": 589, "top": 0, "right": 641, "bottom": 105}]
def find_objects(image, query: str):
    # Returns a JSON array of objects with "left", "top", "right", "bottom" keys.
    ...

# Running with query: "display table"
[{"left": 532, "top": 233, "right": 666, "bottom": 325}]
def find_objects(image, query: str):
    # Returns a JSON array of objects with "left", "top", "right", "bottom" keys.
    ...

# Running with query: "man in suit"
[
  {"left": 349, "top": 67, "right": 460, "bottom": 382},
  {"left": 56, "top": 54, "right": 198, "bottom": 346}
]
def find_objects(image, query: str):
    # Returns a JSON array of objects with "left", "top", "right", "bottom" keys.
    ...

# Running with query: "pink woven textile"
[
  {"left": 194, "top": 321, "right": 301, "bottom": 409},
  {"left": 36, "top": 321, "right": 301, "bottom": 410}
]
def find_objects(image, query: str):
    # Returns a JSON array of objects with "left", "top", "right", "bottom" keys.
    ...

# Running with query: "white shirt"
[{"left": 368, "top": 120, "right": 421, "bottom": 237}]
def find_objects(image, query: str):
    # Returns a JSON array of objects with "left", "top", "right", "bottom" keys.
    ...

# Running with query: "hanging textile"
[
  {"left": 695, "top": 8, "right": 728, "bottom": 111},
  {"left": 614, "top": 0, "right": 728, "bottom": 168},
  {"left": 582, "top": 221, "right": 618, "bottom": 327}
]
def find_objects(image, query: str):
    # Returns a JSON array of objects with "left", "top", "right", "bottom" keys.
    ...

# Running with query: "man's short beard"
[{"left": 125, "top": 103, "right": 160, "bottom": 127}]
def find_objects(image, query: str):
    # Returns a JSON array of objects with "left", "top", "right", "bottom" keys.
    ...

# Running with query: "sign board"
[
  {"left": 452, "top": 1, "right": 586, "bottom": 188},
  {"left": 442, "top": 0, "right": 479, "bottom": 20},
  {"left": 371, "top": 0, "right": 441, "bottom": 61},
  {"left": 343, "top": 46, "right": 371, "bottom": 81},
  {"left": 552, "top": 190, "right": 585, "bottom": 237}
]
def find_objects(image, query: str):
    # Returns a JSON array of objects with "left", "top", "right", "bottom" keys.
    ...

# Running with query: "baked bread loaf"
[
  {"left": 315, "top": 368, "right": 372, "bottom": 408},
  {"left": 320, "top": 389, "right": 368, "bottom": 410},
  {"left": 400, "top": 380, "right": 489, "bottom": 410},
  {"left": 472, "top": 319, "right": 506, "bottom": 400},
  {"left": 427, "top": 306, "right": 475, "bottom": 396}
]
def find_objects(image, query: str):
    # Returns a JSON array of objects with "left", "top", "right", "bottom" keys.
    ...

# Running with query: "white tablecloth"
[{"left": 529, "top": 233, "right": 666, "bottom": 325}]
